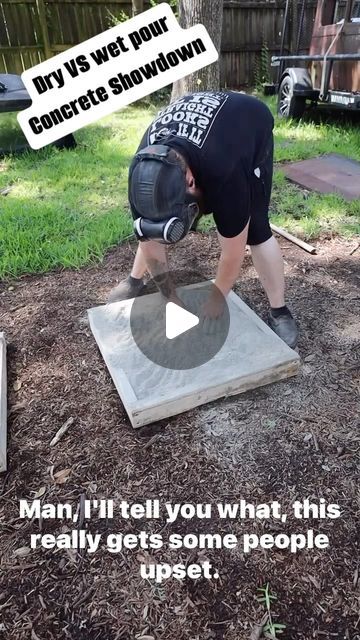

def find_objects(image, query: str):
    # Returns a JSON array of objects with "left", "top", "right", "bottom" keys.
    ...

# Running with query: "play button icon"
[
  {"left": 166, "top": 302, "right": 199, "bottom": 340},
  {"left": 130, "top": 270, "right": 230, "bottom": 370}
]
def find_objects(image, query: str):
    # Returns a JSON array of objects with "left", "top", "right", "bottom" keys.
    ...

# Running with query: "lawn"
[{"left": 0, "top": 96, "right": 359, "bottom": 279}]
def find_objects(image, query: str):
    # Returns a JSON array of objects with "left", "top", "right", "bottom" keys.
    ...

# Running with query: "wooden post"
[
  {"left": 36, "top": 0, "right": 52, "bottom": 60},
  {"left": 0, "top": 333, "right": 7, "bottom": 473}
]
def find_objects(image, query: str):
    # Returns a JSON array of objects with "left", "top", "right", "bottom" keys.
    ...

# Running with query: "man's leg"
[
  {"left": 107, "top": 244, "right": 147, "bottom": 303},
  {"left": 247, "top": 129, "right": 298, "bottom": 348},
  {"left": 131, "top": 244, "right": 148, "bottom": 279},
  {"left": 249, "top": 235, "right": 298, "bottom": 349},
  {"left": 249, "top": 235, "right": 285, "bottom": 308}
]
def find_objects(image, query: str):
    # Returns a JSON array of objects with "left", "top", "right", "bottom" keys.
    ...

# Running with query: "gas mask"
[{"left": 128, "top": 144, "right": 199, "bottom": 244}]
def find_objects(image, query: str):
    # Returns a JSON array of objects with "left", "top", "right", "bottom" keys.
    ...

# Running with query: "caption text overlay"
[
  {"left": 17, "top": 3, "right": 218, "bottom": 149},
  {"left": 19, "top": 498, "right": 341, "bottom": 583}
]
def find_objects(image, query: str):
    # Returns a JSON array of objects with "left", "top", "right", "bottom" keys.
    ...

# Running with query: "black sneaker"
[
  {"left": 107, "top": 276, "right": 144, "bottom": 304},
  {"left": 268, "top": 310, "right": 299, "bottom": 349}
]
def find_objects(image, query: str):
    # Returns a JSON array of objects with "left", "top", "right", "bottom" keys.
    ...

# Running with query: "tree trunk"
[
  {"left": 171, "top": 0, "right": 224, "bottom": 102},
  {"left": 132, "top": 0, "right": 144, "bottom": 16}
]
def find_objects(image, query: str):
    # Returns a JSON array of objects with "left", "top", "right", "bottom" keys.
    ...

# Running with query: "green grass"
[
  {"left": 0, "top": 105, "right": 157, "bottom": 279},
  {"left": 267, "top": 96, "right": 360, "bottom": 239},
  {"left": 0, "top": 95, "right": 359, "bottom": 279}
]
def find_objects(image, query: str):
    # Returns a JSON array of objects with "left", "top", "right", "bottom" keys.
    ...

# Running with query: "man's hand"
[
  {"left": 139, "top": 240, "right": 176, "bottom": 298},
  {"left": 200, "top": 289, "right": 226, "bottom": 335},
  {"left": 201, "top": 290, "right": 225, "bottom": 320},
  {"left": 165, "top": 290, "right": 185, "bottom": 309}
]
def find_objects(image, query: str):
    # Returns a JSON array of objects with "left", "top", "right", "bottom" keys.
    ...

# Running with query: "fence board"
[
  {"left": 0, "top": 5, "right": 10, "bottom": 46},
  {"left": 0, "top": 0, "right": 318, "bottom": 87},
  {"left": 2, "top": 3, "right": 21, "bottom": 45},
  {"left": 47, "top": 3, "right": 65, "bottom": 45},
  {"left": 36, "top": 0, "right": 52, "bottom": 58},
  {"left": 22, "top": 3, "right": 39, "bottom": 45},
  {"left": 2, "top": 52, "right": 24, "bottom": 74}
]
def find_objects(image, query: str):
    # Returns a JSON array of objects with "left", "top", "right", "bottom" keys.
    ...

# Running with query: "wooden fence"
[{"left": 0, "top": 0, "right": 318, "bottom": 87}]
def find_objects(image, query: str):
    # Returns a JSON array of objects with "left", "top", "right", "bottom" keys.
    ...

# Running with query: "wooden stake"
[
  {"left": 270, "top": 223, "right": 317, "bottom": 254},
  {"left": 50, "top": 416, "right": 74, "bottom": 446},
  {"left": 0, "top": 187, "right": 12, "bottom": 196}
]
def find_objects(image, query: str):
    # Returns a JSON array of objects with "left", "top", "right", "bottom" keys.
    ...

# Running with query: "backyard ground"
[
  {"left": 0, "top": 232, "right": 359, "bottom": 640},
  {"left": 0, "top": 97, "right": 359, "bottom": 278},
  {"left": 0, "top": 96, "right": 359, "bottom": 639}
]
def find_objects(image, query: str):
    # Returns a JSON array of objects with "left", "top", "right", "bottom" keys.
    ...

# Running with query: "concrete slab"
[
  {"left": 0, "top": 332, "right": 7, "bottom": 472},
  {"left": 283, "top": 154, "right": 360, "bottom": 201},
  {"left": 88, "top": 287, "right": 300, "bottom": 428}
]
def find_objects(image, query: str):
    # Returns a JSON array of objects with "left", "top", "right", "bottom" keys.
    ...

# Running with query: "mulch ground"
[{"left": 0, "top": 233, "right": 359, "bottom": 640}]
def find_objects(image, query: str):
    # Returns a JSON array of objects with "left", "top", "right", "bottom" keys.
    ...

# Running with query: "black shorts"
[{"left": 247, "top": 134, "right": 274, "bottom": 246}]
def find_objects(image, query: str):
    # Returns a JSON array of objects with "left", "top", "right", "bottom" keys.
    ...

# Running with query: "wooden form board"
[
  {"left": 88, "top": 288, "right": 300, "bottom": 429},
  {"left": 0, "top": 333, "right": 7, "bottom": 472}
]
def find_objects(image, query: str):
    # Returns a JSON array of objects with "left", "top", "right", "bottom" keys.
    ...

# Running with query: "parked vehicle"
[{"left": 272, "top": 0, "right": 360, "bottom": 118}]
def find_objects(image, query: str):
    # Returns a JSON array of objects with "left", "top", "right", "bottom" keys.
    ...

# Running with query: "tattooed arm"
[{"left": 140, "top": 240, "right": 180, "bottom": 303}]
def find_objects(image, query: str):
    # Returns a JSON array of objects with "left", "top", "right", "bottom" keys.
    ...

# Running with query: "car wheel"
[{"left": 278, "top": 75, "right": 306, "bottom": 119}]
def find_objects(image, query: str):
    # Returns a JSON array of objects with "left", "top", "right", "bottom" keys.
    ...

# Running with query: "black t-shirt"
[{"left": 137, "top": 91, "right": 274, "bottom": 238}]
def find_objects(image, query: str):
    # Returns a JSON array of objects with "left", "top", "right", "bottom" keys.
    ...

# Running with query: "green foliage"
[
  {"left": 107, "top": 8, "right": 130, "bottom": 26},
  {"left": 0, "top": 96, "right": 358, "bottom": 279},
  {"left": 150, "top": 0, "right": 177, "bottom": 11},
  {"left": 265, "top": 94, "right": 360, "bottom": 238},
  {"left": 257, "top": 584, "right": 286, "bottom": 638},
  {"left": 254, "top": 41, "right": 271, "bottom": 89},
  {"left": 0, "top": 106, "right": 157, "bottom": 279}
]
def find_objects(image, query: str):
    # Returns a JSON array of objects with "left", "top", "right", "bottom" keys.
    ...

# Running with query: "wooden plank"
[
  {"left": 0, "top": 45, "right": 43, "bottom": 52},
  {"left": 51, "top": 44, "right": 71, "bottom": 52},
  {"left": 224, "top": 1, "right": 294, "bottom": 7},
  {"left": 57, "top": 3, "right": 77, "bottom": 47},
  {"left": 20, "top": 48, "right": 44, "bottom": 69},
  {"left": 19, "top": 2, "right": 38, "bottom": 45},
  {"left": 73, "top": 2, "right": 87, "bottom": 43},
  {"left": 0, "top": 5, "right": 10, "bottom": 48},
  {"left": 0, "top": 0, "right": 133, "bottom": 3},
  {"left": 54, "top": 3, "right": 65, "bottom": 45},
  {"left": 0, "top": 54, "right": 8, "bottom": 73},
  {"left": 223, "top": 0, "right": 317, "bottom": 6},
  {"left": 0, "top": 0, "right": 36, "bottom": 4},
  {"left": 270, "top": 224, "right": 317, "bottom": 254},
  {"left": 88, "top": 287, "right": 300, "bottom": 429},
  {"left": 130, "top": 360, "right": 300, "bottom": 428},
  {"left": 2, "top": 3, "right": 20, "bottom": 45},
  {"left": 0, "top": 333, "right": 7, "bottom": 473},
  {"left": 0, "top": 0, "right": 145, "bottom": 4},
  {"left": 45, "top": 2, "right": 61, "bottom": 46},
  {"left": 46, "top": 0, "right": 137, "bottom": 3},
  {"left": 88, "top": 4, "right": 102, "bottom": 38},
  {"left": 1, "top": 52, "right": 24, "bottom": 74},
  {"left": 36, "top": 0, "right": 52, "bottom": 59},
  {"left": 222, "top": 44, "right": 285, "bottom": 52}
]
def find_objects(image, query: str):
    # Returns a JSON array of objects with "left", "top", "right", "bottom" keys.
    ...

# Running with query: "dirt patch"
[{"left": 0, "top": 234, "right": 359, "bottom": 640}]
